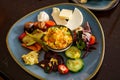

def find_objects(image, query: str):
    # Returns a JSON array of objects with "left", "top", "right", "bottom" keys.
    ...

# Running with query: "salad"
[{"left": 18, "top": 7, "right": 96, "bottom": 74}]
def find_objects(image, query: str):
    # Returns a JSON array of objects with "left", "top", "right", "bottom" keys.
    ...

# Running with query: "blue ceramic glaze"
[{"left": 72, "top": 0, "right": 119, "bottom": 11}]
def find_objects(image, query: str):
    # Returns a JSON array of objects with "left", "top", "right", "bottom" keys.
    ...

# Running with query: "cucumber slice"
[
  {"left": 66, "top": 59, "right": 84, "bottom": 72},
  {"left": 22, "top": 35, "right": 36, "bottom": 46},
  {"left": 23, "top": 29, "right": 44, "bottom": 46},
  {"left": 65, "top": 46, "right": 81, "bottom": 59}
]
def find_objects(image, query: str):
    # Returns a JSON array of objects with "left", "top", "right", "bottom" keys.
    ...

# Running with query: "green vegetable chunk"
[
  {"left": 65, "top": 46, "right": 81, "bottom": 59},
  {"left": 22, "top": 35, "right": 36, "bottom": 46},
  {"left": 66, "top": 59, "right": 84, "bottom": 72}
]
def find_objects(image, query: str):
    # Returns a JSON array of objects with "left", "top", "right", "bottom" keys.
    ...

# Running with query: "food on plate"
[
  {"left": 21, "top": 34, "right": 36, "bottom": 46},
  {"left": 24, "top": 21, "right": 47, "bottom": 33},
  {"left": 25, "top": 29, "right": 48, "bottom": 51},
  {"left": 59, "top": 9, "right": 73, "bottom": 19},
  {"left": 45, "top": 20, "right": 55, "bottom": 27},
  {"left": 22, "top": 51, "right": 39, "bottom": 65},
  {"left": 65, "top": 8, "right": 83, "bottom": 30},
  {"left": 51, "top": 7, "right": 83, "bottom": 30},
  {"left": 66, "top": 59, "right": 84, "bottom": 72},
  {"left": 58, "top": 64, "right": 69, "bottom": 74},
  {"left": 22, "top": 43, "right": 42, "bottom": 51},
  {"left": 65, "top": 46, "right": 81, "bottom": 59},
  {"left": 73, "top": 22, "right": 96, "bottom": 58},
  {"left": 65, "top": 46, "right": 83, "bottom": 73},
  {"left": 18, "top": 32, "right": 26, "bottom": 42},
  {"left": 89, "top": 35, "right": 96, "bottom": 45},
  {"left": 33, "top": 21, "right": 47, "bottom": 30},
  {"left": 43, "top": 25, "right": 73, "bottom": 50},
  {"left": 37, "top": 11, "right": 49, "bottom": 22},
  {"left": 38, "top": 52, "right": 64, "bottom": 73},
  {"left": 18, "top": 7, "right": 97, "bottom": 74},
  {"left": 26, "top": 29, "right": 44, "bottom": 41},
  {"left": 51, "top": 7, "right": 67, "bottom": 25},
  {"left": 19, "top": 29, "right": 44, "bottom": 51},
  {"left": 24, "top": 22, "right": 36, "bottom": 33}
]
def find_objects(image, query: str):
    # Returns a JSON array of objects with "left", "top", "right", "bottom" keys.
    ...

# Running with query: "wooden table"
[{"left": 0, "top": 0, "right": 120, "bottom": 80}]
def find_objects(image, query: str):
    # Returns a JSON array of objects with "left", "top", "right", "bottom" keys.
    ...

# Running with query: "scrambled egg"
[
  {"left": 44, "top": 26, "right": 73, "bottom": 49},
  {"left": 22, "top": 51, "right": 39, "bottom": 65}
]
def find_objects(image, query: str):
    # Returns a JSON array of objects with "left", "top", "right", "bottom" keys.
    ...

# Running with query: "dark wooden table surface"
[{"left": 0, "top": 0, "right": 120, "bottom": 80}]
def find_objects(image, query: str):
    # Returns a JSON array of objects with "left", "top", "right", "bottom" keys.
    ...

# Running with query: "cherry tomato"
[
  {"left": 58, "top": 64, "right": 69, "bottom": 74},
  {"left": 18, "top": 32, "right": 26, "bottom": 41},
  {"left": 89, "top": 35, "right": 96, "bottom": 45}
]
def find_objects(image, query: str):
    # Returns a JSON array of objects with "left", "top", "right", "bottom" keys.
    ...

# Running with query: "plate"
[
  {"left": 72, "top": 0, "right": 119, "bottom": 11},
  {"left": 6, "top": 3, "right": 105, "bottom": 80}
]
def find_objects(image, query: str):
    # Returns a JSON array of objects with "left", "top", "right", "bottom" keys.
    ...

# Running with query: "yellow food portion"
[
  {"left": 43, "top": 26, "right": 73, "bottom": 49},
  {"left": 22, "top": 51, "right": 39, "bottom": 65},
  {"left": 59, "top": 9, "right": 73, "bottom": 19},
  {"left": 79, "top": 0, "right": 87, "bottom": 3}
]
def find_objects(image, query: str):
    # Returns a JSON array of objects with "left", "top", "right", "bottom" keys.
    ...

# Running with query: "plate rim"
[
  {"left": 6, "top": 3, "right": 105, "bottom": 80},
  {"left": 72, "top": 0, "right": 119, "bottom": 11}
]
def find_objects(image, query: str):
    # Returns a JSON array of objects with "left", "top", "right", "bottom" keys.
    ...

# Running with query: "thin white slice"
[
  {"left": 59, "top": 9, "right": 73, "bottom": 19},
  {"left": 51, "top": 7, "right": 67, "bottom": 25},
  {"left": 66, "top": 8, "right": 83, "bottom": 30}
]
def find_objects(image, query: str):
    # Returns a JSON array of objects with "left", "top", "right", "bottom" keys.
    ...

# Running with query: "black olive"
[
  {"left": 38, "top": 60, "right": 49, "bottom": 68},
  {"left": 44, "top": 65, "right": 53, "bottom": 73},
  {"left": 39, "top": 51, "right": 65, "bottom": 73},
  {"left": 38, "top": 60, "right": 53, "bottom": 73},
  {"left": 52, "top": 64, "right": 58, "bottom": 72},
  {"left": 24, "top": 22, "right": 36, "bottom": 33},
  {"left": 44, "top": 51, "right": 56, "bottom": 60},
  {"left": 56, "top": 55, "right": 64, "bottom": 65}
]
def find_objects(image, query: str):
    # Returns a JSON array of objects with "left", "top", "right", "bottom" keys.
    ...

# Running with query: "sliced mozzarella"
[
  {"left": 66, "top": 8, "right": 83, "bottom": 30},
  {"left": 51, "top": 7, "right": 67, "bottom": 25},
  {"left": 59, "top": 9, "right": 73, "bottom": 19}
]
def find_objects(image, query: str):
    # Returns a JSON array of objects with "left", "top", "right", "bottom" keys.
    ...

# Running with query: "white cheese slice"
[
  {"left": 51, "top": 7, "right": 67, "bottom": 25},
  {"left": 65, "top": 8, "right": 83, "bottom": 30},
  {"left": 59, "top": 9, "right": 73, "bottom": 19}
]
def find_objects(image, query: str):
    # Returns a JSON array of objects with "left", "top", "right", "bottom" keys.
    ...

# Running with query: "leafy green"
[
  {"left": 76, "top": 31, "right": 86, "bottom": 50},
  {"left": 76, "top": 40, "right": 86, "bottom": 50}
]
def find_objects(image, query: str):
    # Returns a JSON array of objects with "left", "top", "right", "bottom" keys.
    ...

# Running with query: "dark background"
[{"left": 0, "top": 0, "right": 120, "bottom": 80}]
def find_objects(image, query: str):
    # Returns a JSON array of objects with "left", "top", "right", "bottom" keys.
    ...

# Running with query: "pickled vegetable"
[
  {"left": 65, "top": 46, "right": 81, "bottom": 59},
  {"left": 66, "top": 59, "right": 84, "bottom": 72}
]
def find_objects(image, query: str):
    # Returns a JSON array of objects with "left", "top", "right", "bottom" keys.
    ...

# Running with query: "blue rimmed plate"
[
  {"left": 6, "top": 3, "right": 105, "bottom": 80},
  {"left": 72, "top": 0, "right": 119, "bottom": 11}
]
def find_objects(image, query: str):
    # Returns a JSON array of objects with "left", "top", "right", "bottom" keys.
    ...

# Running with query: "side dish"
[
  {"left": 43, "top": 25, "right": 73, "bottom": 50},
  {"left": 22, "top": 51, "right": 39, "bottom": 65}
]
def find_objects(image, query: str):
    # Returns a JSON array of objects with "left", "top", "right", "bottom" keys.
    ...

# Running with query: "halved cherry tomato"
[
  {"left": 18, "top": 32, "right": 26, "bottom": 41},
  {"left": 58, "top": 64, "right": 69, "bottom": 74},
  {"left": 89, "top": 35, "right": 96, "bottom": 45}
]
